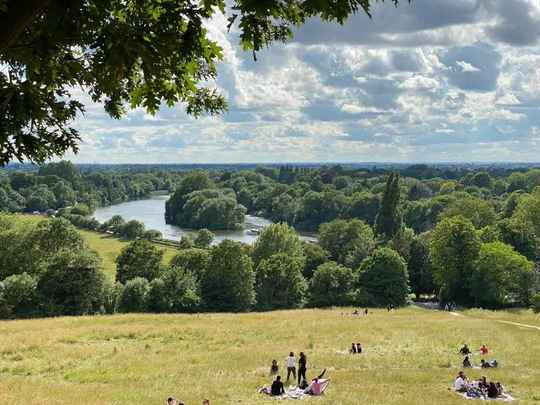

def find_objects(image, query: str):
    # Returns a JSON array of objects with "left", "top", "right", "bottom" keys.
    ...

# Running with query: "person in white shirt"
[
  {"left": 286, "top": 352, "right": 296, "bottom": 382},
  {"left": 454, "top": 371, "right": 468, "bottom": 392}
]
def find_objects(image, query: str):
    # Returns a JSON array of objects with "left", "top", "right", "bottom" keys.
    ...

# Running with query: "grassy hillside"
[
  {"left": 78, "top": 230, "right": 178, "bottom": 278},
  {"left": 14, "top": 214, "right": 178, "bottom": 278},
  {"left": 0, "top": 307, "right": 539, "bottom": 404}
]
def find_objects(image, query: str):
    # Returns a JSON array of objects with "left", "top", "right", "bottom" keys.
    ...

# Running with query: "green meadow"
[
  {"left": 1, "top": 307, "right": 539, "bottom": 404},
  {"left": 77, "top": 229, "right": 178, "bottom": 278}
]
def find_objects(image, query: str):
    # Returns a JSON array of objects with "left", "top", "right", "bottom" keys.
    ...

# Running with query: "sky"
[{"left": 68, "top": 0, "right": 540, "bottom": 164}]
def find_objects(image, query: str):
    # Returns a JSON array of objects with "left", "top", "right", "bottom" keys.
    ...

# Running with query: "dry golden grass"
[{"left": 0, "top": 307, "right": 539, "bottom": 405}]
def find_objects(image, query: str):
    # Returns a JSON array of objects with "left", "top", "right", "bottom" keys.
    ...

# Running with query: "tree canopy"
[{"left": 0, "top": 0, "right": 403, "bottom": 164}]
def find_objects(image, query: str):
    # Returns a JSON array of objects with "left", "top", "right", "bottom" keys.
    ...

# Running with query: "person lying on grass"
[{"left": 480, "top": 359, "right": 498, "bottom": 368}]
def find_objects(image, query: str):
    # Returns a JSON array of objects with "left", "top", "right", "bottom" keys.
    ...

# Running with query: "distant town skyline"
[{"left": 68, "top": 0, "right": 540, "bottom": 163}]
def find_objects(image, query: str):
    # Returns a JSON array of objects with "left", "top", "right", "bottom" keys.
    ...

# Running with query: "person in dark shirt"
[
  {"left": 270, "top": 359, "right": 279, "bottom": 375},
  {"left": 350, "top": 343, "right": 357, "bottom": 354},
  {"left": 356, "top": 343, "right": 362, "bottom": 353},
  {"left": 298, "top": 352, "right": 307, "bottom": 386},
  {"left": 459, "top": 344, "right": 471, "bottom": 355},
  {"left": 271, "top": 375, "right": 285, "bottom": 396},
  {"left": 462, "top": 355, "right": 472, "bottom": 368},
  {"left": 487, "top": 382, "right": 499, "bottom": 398}
]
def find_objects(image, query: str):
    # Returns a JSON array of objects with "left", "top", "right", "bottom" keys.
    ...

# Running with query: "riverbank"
[{"left": 93, "top": 194, "right": 317, "bottom": 245}]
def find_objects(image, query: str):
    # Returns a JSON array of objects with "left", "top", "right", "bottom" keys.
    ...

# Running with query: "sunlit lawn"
[
  {"left": 0, "top": 307, "right": 539, "bottom": 405},
  {"left": 15, "top": 214, "right": 177, "bottom": 278},
  {"left": 78, "top": 230, "right": 178, "bottom": 278}
]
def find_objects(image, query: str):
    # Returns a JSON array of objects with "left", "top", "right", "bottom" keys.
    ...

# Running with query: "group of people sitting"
[
  {"left": 460, "top": 344, "right": 498, "bottom": 369},
  {"left": 454, "top": 342, "right": 510, "bottom": 400},
  {"left": 349, "top": 342, "right": 363, "bottom": 354},
  {"left": 267, "top": 369, "right": 329, "bottom": 397},
  {"left": 454, "top": 371, "right": 506, "bottom": 399},
  {"left": 262, "top": 351, "right": 330, "bottom": 397},
  {"left": 351, "top": 308, "right": 369, "bottom": 316}
]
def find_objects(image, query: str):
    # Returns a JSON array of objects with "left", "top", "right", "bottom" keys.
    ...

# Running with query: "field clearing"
[
  {"left": 78, "top": 230, "right": 178, "bottom": 278},
  {"left": 13, "top": 214, "right": 178, "bottom": 278},
  {"left": 0, "top": 307, "right": 539, "bottom": 405}
]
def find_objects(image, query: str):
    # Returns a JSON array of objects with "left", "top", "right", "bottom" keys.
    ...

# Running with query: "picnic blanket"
[
  {"left": 260, "top": 380, "right": 330, "bottom": 400},
  {"left": 457, "top": 392, "right": 516, "bottom": 401}
]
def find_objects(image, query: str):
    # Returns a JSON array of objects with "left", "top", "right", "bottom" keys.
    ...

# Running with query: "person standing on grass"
[
  {"left": 298, "top": 352, "right": 307, "bottom": 386},
  {"left": 286, "top": 352, "right": 296, "bottom": 382}
]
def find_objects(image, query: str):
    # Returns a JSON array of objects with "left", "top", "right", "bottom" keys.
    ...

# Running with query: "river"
[{"left": 93, "top": 194, "right": 316, "bottom": 245}]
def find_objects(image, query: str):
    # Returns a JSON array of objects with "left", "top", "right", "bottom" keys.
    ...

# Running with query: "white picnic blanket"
[
  {"left": 457, "top": 392, "right": 516, "bottom": 401},
  {"left": 260, "top": 380, "right": 330, "bottom": 400}
]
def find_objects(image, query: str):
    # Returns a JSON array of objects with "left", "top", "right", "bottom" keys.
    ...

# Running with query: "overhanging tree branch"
[{"left": 0, "top": 0, "right": 51, "bottom": 51}]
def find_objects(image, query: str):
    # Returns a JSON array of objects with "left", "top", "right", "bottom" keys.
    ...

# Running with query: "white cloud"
[{"left": 69, "top": 1, "right": 540, "bottom": 163}]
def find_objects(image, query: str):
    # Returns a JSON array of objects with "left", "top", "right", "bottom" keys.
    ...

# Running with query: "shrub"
[
  {"left": 116, "top": 239, "right": 164, "bottom": 283},
  {"left": 143, "top": 229, "right": 163, "bottom": 240},
  {"left": 0, "top": 273, "right": 38, "bottom": 317},
  {"left": 532, "top": 293, "right": 540, "bottom": 313},
  {"left": 147, "top": 278, "right": 169, "bottom": 312},
  {"left": 102, "top": 279, "right": 123, "bottom": 314},
  {"left": 118, "top": 277, "right": 150, "bottom": 312},
  {"left": 301, "top": 242, "right": 330, "bottom": 280},
  {"left": 194, "top": 228, "right": 214, "bottom": 248},
  {"left": 38, "top": 250, "right": 105, "bottom": 316},
  {"left": 160, "top": 266, "right": 200, "bottom": 312},
  {"left": 71, "top": 204, "right": 91, "bottom": 216},
  {"left": 147, "top": 268, "right": 200, "bottom": 313},
  {"left": 119, "top": 220, "right": 145, "bottom": 239},
  {"left": 169, "top": 248, "right": 210, "bottom": 282}
]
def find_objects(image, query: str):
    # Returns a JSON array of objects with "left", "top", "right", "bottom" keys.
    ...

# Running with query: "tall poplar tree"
[{"left": 375, "top": 173, "right": 402, "bottom": 239}]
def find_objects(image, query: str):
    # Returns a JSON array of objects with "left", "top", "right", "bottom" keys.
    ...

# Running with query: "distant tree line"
[{"left": 0, "top": 161, "right": 183, "bottom": 214}]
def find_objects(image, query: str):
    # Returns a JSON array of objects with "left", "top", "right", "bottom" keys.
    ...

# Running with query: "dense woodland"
[{"left": 1, "top": 162, "right": 540, "bottom": 318}]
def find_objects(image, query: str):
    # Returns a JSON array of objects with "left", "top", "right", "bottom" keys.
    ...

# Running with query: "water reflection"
[{"left": 93, "top": 194, "right": 316, "bottom": 245}]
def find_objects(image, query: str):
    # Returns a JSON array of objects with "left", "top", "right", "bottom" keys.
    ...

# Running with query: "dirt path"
[
  {"left": 448, "top": 311, "right": 540, "bottom": 331},
  {"left": 415, "top": 304, "right": 539, "bottom": 331},
  {"left": 495, "top": 320, "right": 540, "bottom": 331}
]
